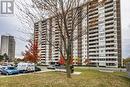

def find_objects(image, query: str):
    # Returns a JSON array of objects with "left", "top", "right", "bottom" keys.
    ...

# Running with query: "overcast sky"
[{"left": 0, "top": 0, "right": 130, "bottom": 58}]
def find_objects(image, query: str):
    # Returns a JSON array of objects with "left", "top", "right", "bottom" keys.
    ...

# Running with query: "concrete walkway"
[
  {"left": 72, "top": 72, "right": 81, "bottom": 75},
  {"left": 99, "top": 70, "right": 114, "bottom": 73}
]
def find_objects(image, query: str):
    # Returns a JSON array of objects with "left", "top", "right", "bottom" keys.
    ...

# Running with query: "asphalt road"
[{"left": 37, "top": 66, "right": 127, "bottom": 72}]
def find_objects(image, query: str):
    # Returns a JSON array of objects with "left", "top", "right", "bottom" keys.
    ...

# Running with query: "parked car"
[
  {"left": 47, "top": 65, "right": 56, "bottom": 69},
  {"left": 0, "top": 66, "right": 19, "bottom": 75},
  {"left": 17, "top": 62, "right": 35, "bottom": 73},
  {"left": 35, "top": 66, "right": 41, "bottom": 71},
  {"left": 55, "top": 65, "right": 66, "bottom": 69}
]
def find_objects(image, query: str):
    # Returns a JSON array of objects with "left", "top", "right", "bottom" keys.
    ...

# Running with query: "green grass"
[{"left": 0, "top": 68, "right": 130, "bottom": 87}]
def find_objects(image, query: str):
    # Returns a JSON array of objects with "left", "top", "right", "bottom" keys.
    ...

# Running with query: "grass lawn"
[{"left": 0, "top": 68, "right": 130, "bottom": 87}]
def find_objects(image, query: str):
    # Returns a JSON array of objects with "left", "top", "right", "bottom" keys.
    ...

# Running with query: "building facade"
[
  {"left": 34, "top": 0, "right": 122, "bottom": 67},
  {"left": 1, "top": 35, "right": 15, "bottom": 61}
]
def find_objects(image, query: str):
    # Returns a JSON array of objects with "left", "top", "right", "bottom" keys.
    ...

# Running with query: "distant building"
[
  {"left": 15, "top": 56, "right": 24, "bottom": 59},
  {"left": 1, "top": 35, "right": 15, "bottom": 61}
]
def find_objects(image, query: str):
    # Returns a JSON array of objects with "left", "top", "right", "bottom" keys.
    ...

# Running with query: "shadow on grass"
[{"left": 118, "top": 75, "right": 130, "bottom": 82}]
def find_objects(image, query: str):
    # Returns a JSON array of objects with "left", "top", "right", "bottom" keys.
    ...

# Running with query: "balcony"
[
  {"left": 89, "top": 33, "right": 98, "bottom": 37},
  {"left": 105, "top": 29, "right": 115, "bottom": 33}
]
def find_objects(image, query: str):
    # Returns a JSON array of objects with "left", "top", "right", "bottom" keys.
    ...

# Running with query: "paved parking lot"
[
  {"left": 0, "top": 66, "right": 48, "bottom": 77},
  {"left": 0, "top": 69, "right": 54, "bottom": 78}
]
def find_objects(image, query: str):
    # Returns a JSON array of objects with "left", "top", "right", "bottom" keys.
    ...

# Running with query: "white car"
[
  {"left": 17, "top": 62, "right": 35, "bottom": 73},
  {"left": 47, "top": 65, "right": 56, "bottom": 69}
]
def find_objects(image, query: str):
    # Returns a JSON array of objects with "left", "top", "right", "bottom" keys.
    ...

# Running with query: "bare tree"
[
  {"left": 15, "top": 0, "right": 45, "bottom": 60},
  {"left": 31, "top": 0, "right": 88, "bottom": 78},
  {"left": 31, "top": 0, "right": 107, "bottom": 78},
  {"left": 15, "top": 0, "right": 43, "bottom": 41},
  {"left": 16, "top": 0, "right": 106, "bottom": 78}
]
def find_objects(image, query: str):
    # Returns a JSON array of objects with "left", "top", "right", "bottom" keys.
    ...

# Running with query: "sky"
[
  {"left": 0, "top": 0, "right": 130, "bottom": 58},
  {"left": 0, "top": 17, "right": 28, "bottom": 57}
]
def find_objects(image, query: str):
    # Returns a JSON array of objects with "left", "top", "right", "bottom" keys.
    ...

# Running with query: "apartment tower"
[
  {"left": 1, "top": 35, "right": 15, "bottom": 61},
  {"left": 34, "top": 0, "right": 122, "bottom": 67}
]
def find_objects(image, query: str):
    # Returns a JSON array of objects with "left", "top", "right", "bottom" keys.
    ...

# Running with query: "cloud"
[
  {"left": 0, "top": 17, "right": 27, "bottom": 57},
  {"left": 121, "top": 0, "right": 130, "bottom": 58}
]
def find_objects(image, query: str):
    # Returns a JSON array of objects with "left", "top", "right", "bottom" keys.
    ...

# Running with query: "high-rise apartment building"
[
  {"left": 1, "top": 35, "right": 15, "bottom": 61},
  {"left": 87, "top": 0, "right": 122, "bottom": 67},
  {"left": 34, "top": 0, "right": 122, "bottom": 67}
]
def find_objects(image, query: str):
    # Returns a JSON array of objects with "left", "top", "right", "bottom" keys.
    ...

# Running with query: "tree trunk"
[
  {"left": 66, "top": 62, "right": 71, "bottom": 78},
  {"left": 66, "top": 44, "right": 72, "bottom": 78}
]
